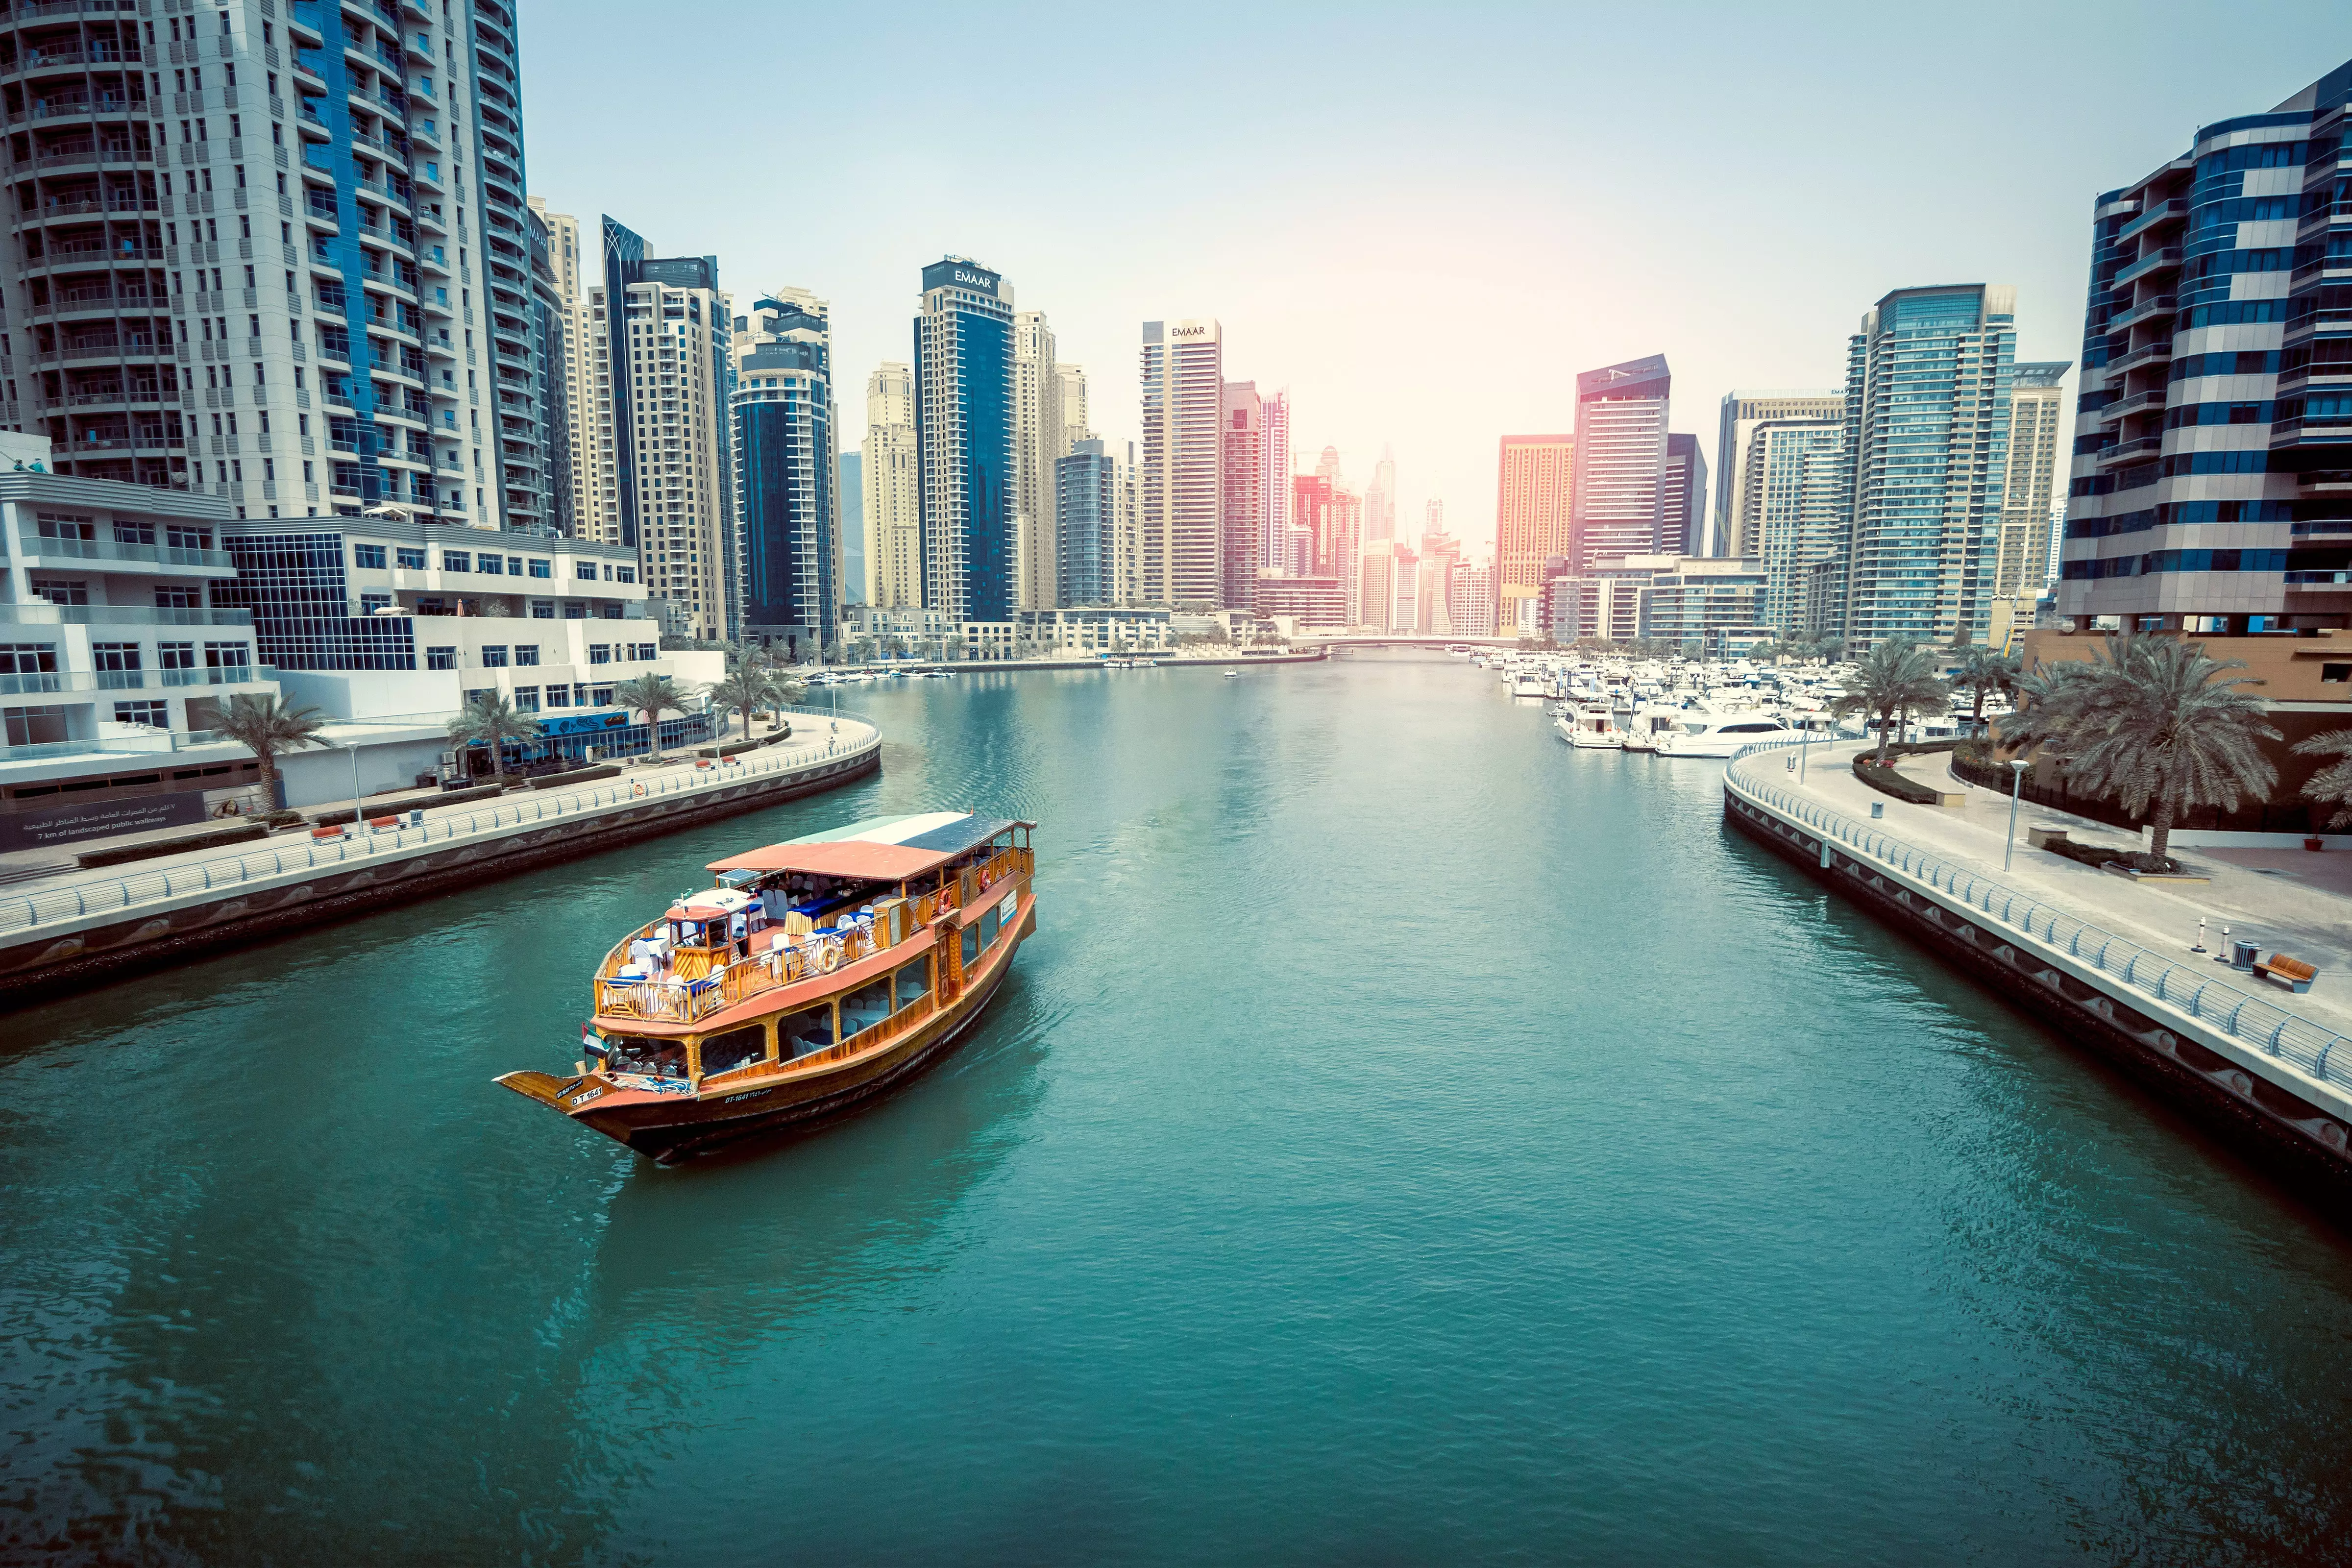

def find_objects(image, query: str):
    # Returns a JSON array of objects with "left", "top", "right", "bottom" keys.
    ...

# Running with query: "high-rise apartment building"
[
  {"left": 1659, "top": 433, "right": 1706, "bottom": 557},
  {"left": 1994, "top": 361, "right": 2069, "bottom": 601},
  {"left": 1712, "top": 392, "right": 1842, "bottom": 557},
  {"left": 1219, "top": 380, "right": 1262, "bottom": 609},
  {"left": 1450, "top": 559, "right": 1497, "bottom": 637},
  {"left": 1259, "top": 389, "right": 1291, "bottom": 571},
  {"left": 1743, "top": 415, "right": 1847, "bottom": 637},
  {"left": 584, "top": 220, "right": 733, "bottom": 640},
  {"left": 1056, "top": 438, "right": 1116, "bottom": 606},
  {"left": 1331, "top": 487, "right": 1363, "bottom": 622},
  {"left": 1839, "top": 285, "right": 2016, "bottom": 650},
  {"left": 1496, "top": 434, "right": 1574, "bottom": 629},
  {"left": 533, "top": 200, "right": 599, "bottom": 540},
  {"left": 1139, "top": 318, "right": 1222, "bottom": 606},
  {"left": 7, "top": 3, "right": 546, "bottom": 535},
  {"left": 1012, "top": 310, "right": 1062, "bottom": 611},
  {"left": 1358, "top": 542, "right": 1397, "bottom": 633},
  {"left": 914, "top": 257, "right": 1014, "bottom": 623},
  {"left": 863, "top": 362, "right": 919, "bottom": 608},
  {"left": 838, "top": 450, "right": 862, "bottom": 606},
  {"left": 730, "top": 289, "right": 835, "bottom": 658},
  {"left": 1054, "top": 365, "right": 1089, "bottom": 455},
  {"left": 1570, "top": 355, "right": 1671, "bottom": 568},
  {"left": 1290, "top": 474, "right": 1332, "bottom": 577},
  {"left": 1367, "top": 446, "right": 1396, "bottom": 542}
]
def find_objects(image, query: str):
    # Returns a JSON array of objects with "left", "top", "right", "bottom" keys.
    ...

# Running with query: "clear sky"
[{"left": 518, "top": 0, "right": 2344, "bottom": 556}]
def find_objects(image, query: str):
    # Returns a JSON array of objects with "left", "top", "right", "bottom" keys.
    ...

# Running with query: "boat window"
[
  {"left": 699, "top": 1025, "right": 765, "bottom": 1078},
  {"left": 606, "top": 1034, "right": 685, "bottom": 1078},
  {"left": 781, "top": 1004, "right": 834, "bottom": 1060},
  {"left": 895, "top": 957, "right": 931, "bottom": 1010},
  {"left": 842, "top": 976, "right": 892, "bottom": 1039},
  {"left": 960, "top": 923, "right": 979, "bottom": 970},
  {"left": 979, "top": 906, "right": 1000, "bottom": 950}
]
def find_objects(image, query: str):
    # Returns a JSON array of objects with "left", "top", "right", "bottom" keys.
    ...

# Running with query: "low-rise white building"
[{"left": 1021, "top": 606, "right": 1172, "bottom": 655}]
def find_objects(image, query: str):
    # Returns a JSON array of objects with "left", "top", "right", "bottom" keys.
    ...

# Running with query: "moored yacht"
[
  {"left": 1654, "top": 714, "right": 1803, "bottom": 758},
  {"left": 496, "top": 811, "right": 1037, "bottom": 1163},
  {"left": 1554, "top": 706, "right": 1623, "bottom": 748}
]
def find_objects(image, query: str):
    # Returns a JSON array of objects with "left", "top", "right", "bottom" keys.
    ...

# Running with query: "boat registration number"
[
  {"left": 998, "top": 890, "right": 1017, "bottom": 922},
  {"left": 567, "top": 1086, "right": 604, "bottom": 1108}
]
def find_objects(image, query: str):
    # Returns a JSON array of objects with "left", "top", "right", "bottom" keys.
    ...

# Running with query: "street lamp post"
[
  {"left": 341, "top": 738, "right": 362, "bottom": 833},
  {"left": 2004, "top": 757, "right": 2031, "bottom": 871}
]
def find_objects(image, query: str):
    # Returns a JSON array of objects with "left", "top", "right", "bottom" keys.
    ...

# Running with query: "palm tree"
[
  {"left": 444, "top": 690, "right": 540, "bottom": 783},
  {"left": 2002, "top": 633, "right": 2278, "bottom": 871},
  {"left": 216, "top": 691, "right": 328, "bottom": 811},
  {"left": 2291, "top": 729, "right": 2352, "bottom": 831},
  {"left": 703, "top": 667, "right": 785, "bottom": 743},
  {"left": 1951, "top": 645, "right": 2021, "bottom": 735},
  {"left": 615, "top": 672, "right": 684, "bottom": 761},
  {"left": 1830, "top": 637, "right": 1950, "bottom": 763}
]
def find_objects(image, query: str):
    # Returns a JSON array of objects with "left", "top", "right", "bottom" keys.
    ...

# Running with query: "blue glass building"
[
  {"left": 1056, "top": 439, "right": 1115, "bottom": 605},
  {"left": 914, "top": 258, "right": 1015, "bottom": 623},
  {"left": 732, "top": 294, "right": 837, "bottom": 659}
]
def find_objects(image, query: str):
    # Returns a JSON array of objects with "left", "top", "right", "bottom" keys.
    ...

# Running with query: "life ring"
[
  {"left": 632, "top": 783, "right": 646, "bottom": 797},
  {"left": 817, "top": 940, "right": 841, "bottom": 973}
]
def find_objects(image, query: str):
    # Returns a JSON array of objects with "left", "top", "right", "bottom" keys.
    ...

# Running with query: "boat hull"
[{"left": 501, "top": 897, "right": 1034, "bottom": 1164}]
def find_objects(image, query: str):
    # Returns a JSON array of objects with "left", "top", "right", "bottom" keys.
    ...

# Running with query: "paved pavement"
[{"left": 1774, "top": 739, "right": 2352, "bottom": 1035}]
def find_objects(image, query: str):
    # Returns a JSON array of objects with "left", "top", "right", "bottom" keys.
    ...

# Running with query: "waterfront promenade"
[{"left": 0, "top": 713, "right": 881, "bottom": 998}]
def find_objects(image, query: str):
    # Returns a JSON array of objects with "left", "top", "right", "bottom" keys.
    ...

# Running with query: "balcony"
[
  {"left": 2106, "top": 294, "right": 2177, "bottom": 335},
  {"left": 2113, "top": 246, "right": 2183, "bottom": 289},
  {"left": 0, "top": 603, "right": 253, "bottom": 628},
  {"left": 2118, "top": 198, "right": 2190, "bottom": 243},
  {"left": 2110, "top": 340, "right": 2174, "bottom": 376},
  {"left": 2096, "top": 436, "right": 2165, "bottom": 467},
  {"left": 2097, "top": 388, "right": 2167, "bottom": 425},
  {"left": 159, "top": 664, "right": 262, "bottom": 686}
]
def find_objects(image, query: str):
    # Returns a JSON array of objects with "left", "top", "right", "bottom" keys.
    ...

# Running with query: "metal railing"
[
  {"left": 0, "top": 716, "right": 882, "bottom": 938},
  {"left": 1725, "top": 738, "right": 2352, "bottom": 1094}
]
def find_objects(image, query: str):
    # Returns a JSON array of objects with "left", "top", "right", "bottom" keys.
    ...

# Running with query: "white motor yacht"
[
  {"left": 1554, "top": 707, "right": 1624, "bottom": 749},
  {"left": 1654, "top": 714, "right": 1804, "bottom": 758}
]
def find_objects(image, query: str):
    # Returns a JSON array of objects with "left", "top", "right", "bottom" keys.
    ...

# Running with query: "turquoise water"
[{"left": 8, "top": 651, "right": 2352, "bottom": 1565}]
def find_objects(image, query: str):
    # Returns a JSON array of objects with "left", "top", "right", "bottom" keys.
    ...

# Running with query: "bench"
[{"left": 2254, "top": 954, "right": 2319, "bottom": 994}]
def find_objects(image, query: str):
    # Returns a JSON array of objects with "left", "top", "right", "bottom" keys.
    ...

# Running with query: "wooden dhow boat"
[{"left": 497, "top": 811, "right": 1036, "bottom": 1163}]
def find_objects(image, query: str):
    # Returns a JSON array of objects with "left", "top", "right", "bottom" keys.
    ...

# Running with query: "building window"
[
  {"left": 2326, "top": 664, "right": 2352, "bottom": 684},
  {"left": 528, "top": 559, "right": 552, "bottom": 579},
  {"left": 426, "top": 646, "right": 456, "bottom": 670},
  {"left": 0, "top": 644, "right": 61, "bottom": 690},
  {"left": 157, "top": 642, "right": 196, "bottom": 672},
  {"left": 353, "top": 543, "right": 388, "bottom": 569},
  {"left": 204, "top": 643, "right": 251, "bottom": 673},
  {"left": 631, "top": 642, "right": 659, "bottom": 661},
  {"left": 443, "top": 551, "right": 471, "bottom": 572},
  {"left": 614, "top": 565, "right": 636, "bottom": 584},
  {"left": 530, "top": 599, "right": 555, "bottom": 619},
  {"left": 114, "top": 700, "right": 170, "bottom": 727},
  {"left": 543, "top": 685, "right": 571, "bottom": 708},
  {"left": 477, "top": 553, "right": 504, "bottom": 575},
  {"left": 155, "top": 586, "right": 203, "bottom": 610},
  {"left": 512, "top": 645, "right": 539, "bottom": 667},
  {"left": 575, "top": 561, "right": 597, "bottom": 580},
  {"left": 588, "top": 644, "right": 611, "bottom": 665},
  {"left": 590, "top": 684, "right": 614, "bottom": 706},
  {"left": 479, "top": 645, "right": 508, "bottom": 667},
  {"left": 4, "top": 705, "right": 69, "bottom": 746},
  {"left": 92, "top": 642, "right": 143, "bottom": 687},
  {"left": 360, "top": 592, "right": 393, "bottom": 613},
  {"left": 563, "top": 603, "right": 587, "bottom": 620},
  {"left": 30, "top": 579, "right": 89, "bottom": 606},
  {"left": 395, "top": 546, "right": 427, "bottom": 569},
  {"left": 511, "top": 686, "right": 539, "bottom": 712}
]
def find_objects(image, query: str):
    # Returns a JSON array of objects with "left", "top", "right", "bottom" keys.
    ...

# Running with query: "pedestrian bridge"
[{"left": 1292, "top": 634, "right": 1523, "bottom": 650}]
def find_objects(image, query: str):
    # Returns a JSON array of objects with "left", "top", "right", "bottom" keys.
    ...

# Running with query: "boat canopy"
[{"left": 705, "top": 811, "right": 1032, "bottom": 882}]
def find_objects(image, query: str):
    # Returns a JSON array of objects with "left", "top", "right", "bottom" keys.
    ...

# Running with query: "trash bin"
[
  {"left": 2230, "top": 938, "right": 2259, "bottom": 971},
  {"left": 1870, "top": 802, "right": 1884, "bottom": 819},
  {"left": 408, "top": 809, "right": 425, "bottom": 827}
]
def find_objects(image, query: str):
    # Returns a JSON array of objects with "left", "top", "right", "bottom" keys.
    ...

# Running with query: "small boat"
[
  {"left": 496, "top": 812, "right": 1037, "bottom": 1163},
  {"left": 1511, "top": 674, "right": 1548, "bottom": 699},
  {"left": 1223, "top": 669, "right": 1239, "bottom": 678},
  {"left": 1555, "top": 706, "right": 1623, "bottom": 749}
]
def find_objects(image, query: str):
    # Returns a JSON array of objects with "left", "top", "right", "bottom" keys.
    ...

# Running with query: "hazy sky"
[{"left": 519, "top": 1, "right": 2342, "bottom": 555}]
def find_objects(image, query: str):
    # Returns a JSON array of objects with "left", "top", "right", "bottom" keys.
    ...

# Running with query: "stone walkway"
[{"left": 1771, "top": 740, "right": 2352, "bottom": 1036}]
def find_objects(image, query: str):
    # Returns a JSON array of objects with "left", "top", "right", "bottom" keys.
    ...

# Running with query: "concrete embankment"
[
  {"left": 1723, "top": 739, "right": 2352, "bottom": 1209},
  {"left": 0, "top": 718, "right": 881, "bottom": 1004}
]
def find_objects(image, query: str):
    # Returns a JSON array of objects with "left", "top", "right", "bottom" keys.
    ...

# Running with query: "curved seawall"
[
  {"left": 0, "top": 718, "right": 882, "bottom": 1003},
  {"left": 1724, "top": 740, "right": 2352, "bottom": 1209}
]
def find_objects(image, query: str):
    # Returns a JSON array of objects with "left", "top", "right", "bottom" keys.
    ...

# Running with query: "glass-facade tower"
[
  {"left": 914, "top": 257, "right": 1013, "bottom": 623},
  {"left": 732, "top": 293, "right": 836, "bottom": 659}
]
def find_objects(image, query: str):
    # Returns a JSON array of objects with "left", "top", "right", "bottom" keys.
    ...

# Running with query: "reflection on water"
[{"left": 5, "top": 653, "right": 2352, "bottom": 1566}]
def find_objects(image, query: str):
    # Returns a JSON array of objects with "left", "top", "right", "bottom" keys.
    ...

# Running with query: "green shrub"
[
  {"left": 76, "top": 819, "right": 268, "bottom": 869},
  {"left": 1853, "top": 758, "right": 1942, "bottom": 805}
]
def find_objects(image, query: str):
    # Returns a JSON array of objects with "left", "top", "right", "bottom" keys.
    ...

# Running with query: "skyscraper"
[
  {"left": 1055, "top": 365, "right": 1091, "bottom": 455},
  {"left": 587, "top": 220, "right": 734, "bottom": 640},
  {"left": 1839, "top": 284, "right": 2016, "bottom": 651},
  {"left": 1995, "top": 362, "right": 2069, "bottom": 601},
  {"left": 1713, "top": 392, "right": 1843, "bottom": 558},
  {"left": 1367, "top": 446, "right": 1397, "bottom": 542},
  {"left": 915, "top": 257, "right": 1015, "bottom": 623},
  {"left": 863, "top": 363, "right": 920, "bottom": 608},
  {"left": 1013, "top": 310, "right": 1062, "bottom": 610},
  {"left": 839, "top": 451, "right": 863, "bottom": 607},
  {"left": 1744, "top": 415, "right": 1846, "bottom": 636},
  {"left": 1259, "top": 390, "right": 1292, "bottom": 571},
  {"left": 1138, "top": 318, "right": 1224, "bottom": 606},
  {"left": 1660, "top": 434, "right": 1706, "bottom": 556},
  {"left": 10, "top": 3, "right": 542, "bottom": 528},
  {"left": 1496, "top": 434, "right": 1574, "bottom": 630},
  {"left": 2059, "top": 60, "right": 2352, "bottom": 637},
  {"left": 1569, "top": 355, "right": 1671, "bottom": 569},
  {"left": 730, "top": 290, "right": 836, "bottom": 658},
  {"left": 1291, "top": 474, "right": 1334, "bottom": 576},
  {"left": 1220, "top": 381, "right": 1264, "bottom": 608},
  {"left": 1056, "top": 439, "right": 1117, "bottom": 607}
]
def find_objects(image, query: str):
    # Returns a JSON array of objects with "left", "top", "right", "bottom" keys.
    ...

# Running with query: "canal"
[{"left": 7, "top": 651, "right": 2352, "bottom": 1564}]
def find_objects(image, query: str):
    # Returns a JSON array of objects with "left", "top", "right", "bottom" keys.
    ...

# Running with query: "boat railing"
[{"left": 595, "top": 918, "right": 898, "bottom": 1025}]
